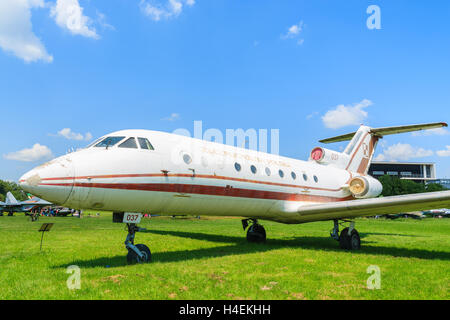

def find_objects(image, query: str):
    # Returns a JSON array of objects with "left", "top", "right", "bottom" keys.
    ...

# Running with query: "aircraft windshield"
[
  {"left": 86, "top": 138, "right": 103, "bottom": 148},
  {"left": 94, "top": 136, "right": 126, "bottom": 148}
]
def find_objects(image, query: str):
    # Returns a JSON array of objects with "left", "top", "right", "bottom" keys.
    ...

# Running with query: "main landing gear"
[
  {"left": 330, "top": 219, "right": 361, "bottom": 250},
  {"left": 242, "top": 219, "right": 266, "bottom": 243}
]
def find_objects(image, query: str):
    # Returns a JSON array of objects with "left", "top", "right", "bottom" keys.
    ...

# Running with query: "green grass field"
[{"left": 0, "top": 212, "right": 449, "bottom": 300}]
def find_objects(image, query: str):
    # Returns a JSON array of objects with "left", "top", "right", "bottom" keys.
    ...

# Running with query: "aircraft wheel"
[
  {"left": 339, "top": 227, "right": 360, "bottom": 250},
  {"left": 126, "top": 244, "right": 152, "bottom": 264},
  {"left": 246, "top": 224, "right": 266, "bottom": 243}
]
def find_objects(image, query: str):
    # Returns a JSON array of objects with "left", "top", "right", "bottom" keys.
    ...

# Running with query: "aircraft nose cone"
[{"left": 19, "top": 155, "right": 75, "bottom": 205}]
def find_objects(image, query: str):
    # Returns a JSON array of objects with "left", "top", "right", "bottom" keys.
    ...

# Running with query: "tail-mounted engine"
[
  {"left": 309, "top": 147, "right": 350, "bottom": 168},
  {"left": 348, "top": 176, "right": 382, "bottom": 199}
]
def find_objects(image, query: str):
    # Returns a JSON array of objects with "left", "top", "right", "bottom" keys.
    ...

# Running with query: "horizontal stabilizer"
[{"left": 320, "top": 122, "right": 447, "bottom": 144}]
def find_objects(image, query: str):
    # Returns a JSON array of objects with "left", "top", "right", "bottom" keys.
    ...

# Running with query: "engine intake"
[
  {"left": 309, "top": 147, "right": 350, "bottom": 168},
  {"left": 349, "top": 176, "right": 382, "bottom": 199}
]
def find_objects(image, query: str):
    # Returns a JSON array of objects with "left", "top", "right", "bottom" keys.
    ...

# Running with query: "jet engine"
[
  {"left": 309, "top": 147, "right": 350, "bottom": 168},
  {"left": 348, "top": 176, "right": 383, "bottom": 199}
]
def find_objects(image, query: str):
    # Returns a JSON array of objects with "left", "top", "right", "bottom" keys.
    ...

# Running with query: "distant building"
[
  {"left": 429, "top": 179, "right": 450, "bottom": 189},
  {"left": 368, "top": 161, "right": 436, "bottom": 183}
]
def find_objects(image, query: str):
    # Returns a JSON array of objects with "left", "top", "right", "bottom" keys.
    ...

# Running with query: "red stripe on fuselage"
[
  {"left": 39, "top": 182, "right": 354, "bottom": 203},
  {"left": 30, "top": 172, "right": 349, "bottom": 192}
]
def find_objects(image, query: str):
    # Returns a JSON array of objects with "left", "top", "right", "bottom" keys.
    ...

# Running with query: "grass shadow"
[
  {"left": 359, "top": 232, "right": 429, "bottom": 238},
  {"left": 53, "top": 229, "right": 450, "bottom": 269}
]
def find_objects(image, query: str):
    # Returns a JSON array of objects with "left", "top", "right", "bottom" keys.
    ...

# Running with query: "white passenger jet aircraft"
[{"left": 19, "top": 122, "right": 450, "bottom": 263}]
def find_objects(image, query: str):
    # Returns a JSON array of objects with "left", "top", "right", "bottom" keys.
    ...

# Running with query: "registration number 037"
[{"left": 123, "top": 212, "right": 142, "bottom": 224}]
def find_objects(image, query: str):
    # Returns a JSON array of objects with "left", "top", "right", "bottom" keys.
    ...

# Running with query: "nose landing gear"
[
  {"left": 113, "top": 212, "right": 151, "bottom": 264},
  {"left": 330, "top": 219, "right": 361, "bottom": 250},
  {"left": 125, "top": 223, "right": 151, "bottom": 264}
]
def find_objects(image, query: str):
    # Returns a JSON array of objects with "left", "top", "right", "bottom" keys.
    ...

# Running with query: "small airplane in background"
[
  {"left": 422, "top": 208, "right": 450, "bottom": 218},
  {"left": 0, "top": 192, "right": 52, "bottom": 216},
  {"left": 19, "top": 122, "right": 450, "bottom": 263}
]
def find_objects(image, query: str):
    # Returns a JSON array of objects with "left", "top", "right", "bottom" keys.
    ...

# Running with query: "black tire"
[
  {"left": 339, "top": 227, "right": 351, "bottom": 249},
  {"left": 126, "top": 244, "right": 152, "bottom": 264},
  {"left": 339, "top": 227, "right": 361, "bottom": 250},
  {"left": 349, "top": 230, "right": 361, "bottom": 250},
  {"left": 246, "top": 224, "right": 266, "bottom": 243}
]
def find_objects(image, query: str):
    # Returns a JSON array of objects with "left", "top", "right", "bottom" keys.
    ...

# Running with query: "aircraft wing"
[
  {"left": 297, "top": 191, "right": 450, "bottom": 221},
  {"left": 20, "top": 197, "right": 52, "bottom": 206}
]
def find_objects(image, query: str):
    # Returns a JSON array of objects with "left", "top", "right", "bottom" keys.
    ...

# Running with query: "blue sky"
[{"left": 0, "top": 0, "right": 449, "bottom": 181}]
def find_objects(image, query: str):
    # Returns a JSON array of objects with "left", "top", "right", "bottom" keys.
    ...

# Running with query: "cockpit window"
[
  {"left": 86, "top": 138, "right": 102, "bottom": 148},
  {"left": 138, "top": 137, "right": 154, "bottom": 150},
  {"left": 94, "top": 136, "right": 126, "bottom": 148},
  {"left": 118, "top": 137, "right": 138, "bottom": 149}
]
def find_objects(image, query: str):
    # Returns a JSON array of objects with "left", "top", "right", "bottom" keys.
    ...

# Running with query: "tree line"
[
  {"left": 0, "top": 180, "right": 27, "bottom": 202},
  {"left": 378, "top": 175, "right": 447, "bottom": 197}
]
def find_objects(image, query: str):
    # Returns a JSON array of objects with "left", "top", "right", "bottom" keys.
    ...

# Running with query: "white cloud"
[
  {"left": 0, "top": 0, "right": 53, "bottom": 63},
  {"left": 437, "top": 146, "right": 450, "bottom": 157},
  {"left": 56, "top": 128, "right": 93, "bottom": 141},
  {"left": 374, "top": 143, "right": 433, "bottom": 161},
  {"left": 139, "top": 0, "right": 194, "bottom": 21},
  {"left": 322, "top": 99, "right": 372, "bottom": 129},
  {"left": 411, "top": 127, "right": 450, "bottom": 137},
  {"left": 306, "top": 111, "right": 318, "bottom": 120},
  {"left": 4, "top": 144, "right": 53, "bottom": 162},
  {"left": 96, "top": 11, "right": 115, "bottom": 31},
  {"left": 50, "top": 0, "right": 99, "bottom": 39},
  {"left": 281, "top": 21, "right": 304, "bottom": 44},
  {"left": 161, "top": 113, "right": 180, "bottom": 121}
]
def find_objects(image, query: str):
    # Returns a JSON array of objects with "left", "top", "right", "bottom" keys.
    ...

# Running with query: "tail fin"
[
  {"left": 5, "top": 192, "right": 19, "bottom": 205},
  {"left": 319, "top": 122, "right": 447, "bottom": 175}
]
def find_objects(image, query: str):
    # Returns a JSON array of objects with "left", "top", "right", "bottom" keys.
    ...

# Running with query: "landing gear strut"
[
  {"left": 242, "top": 219, "right": 266, "bottom": 243},
  {"left": 125, "top": 223, "right": 151, "bottom": 264},
  {"left": 330, "top": 219, "right": 361, "bottom": 250},
  {"left": 113, "top": 212, "right": 152, "bottom": 264}
]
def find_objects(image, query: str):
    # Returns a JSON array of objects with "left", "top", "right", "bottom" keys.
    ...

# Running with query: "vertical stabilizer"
[
  {"left": 342, "top": 126, "right": 379, "bottom": 175},
  {"left": 5, "top": 192, "right": 19, "bottom": 205},
  {"left": 318, "top": 122, "right": 447, "bottom": 175}
]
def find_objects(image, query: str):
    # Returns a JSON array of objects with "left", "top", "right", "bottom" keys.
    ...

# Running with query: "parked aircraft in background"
[
  {"left": 0, "top": 192, "right": 52, "bottom": 216},
  {"left": 19, "top": 122, "right": 450, "bottom": 263},
  {"left": 422, "top": 209, "right": 450, "bottom": 218}
]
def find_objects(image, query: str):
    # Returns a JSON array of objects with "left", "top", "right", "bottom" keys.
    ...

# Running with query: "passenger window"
[
  {"left": 118, "top": 137, "right": 138, "bottom": 149},
  {"left": 183, "top": 153, "right": 192, "bottom": 164},
  {"left": 95, "top": 136, "right": 125, "bottom": 148},
  {"left": 303, "top": 173, "right": 308, "bottom": 181},
  {"left": 234, "top": 162, "right": 242, "bottom": 172},
  {"left": 314, "top": 175, "right": 319, "bottom": 183},
  {"left": 279, "top": 170, "right": 284, "bottom": 178},
  {"left": 138, "top": 137, "right": 154, "bottom": 150},
  {"left": 250, "top": 165, "right": 257, "bottom": 174},
  {"left": 291, "top": 171, "right": 297, "bottom": 180},
  {"left": 265, "top": 167, "right": 271, "bottom": 176}
]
